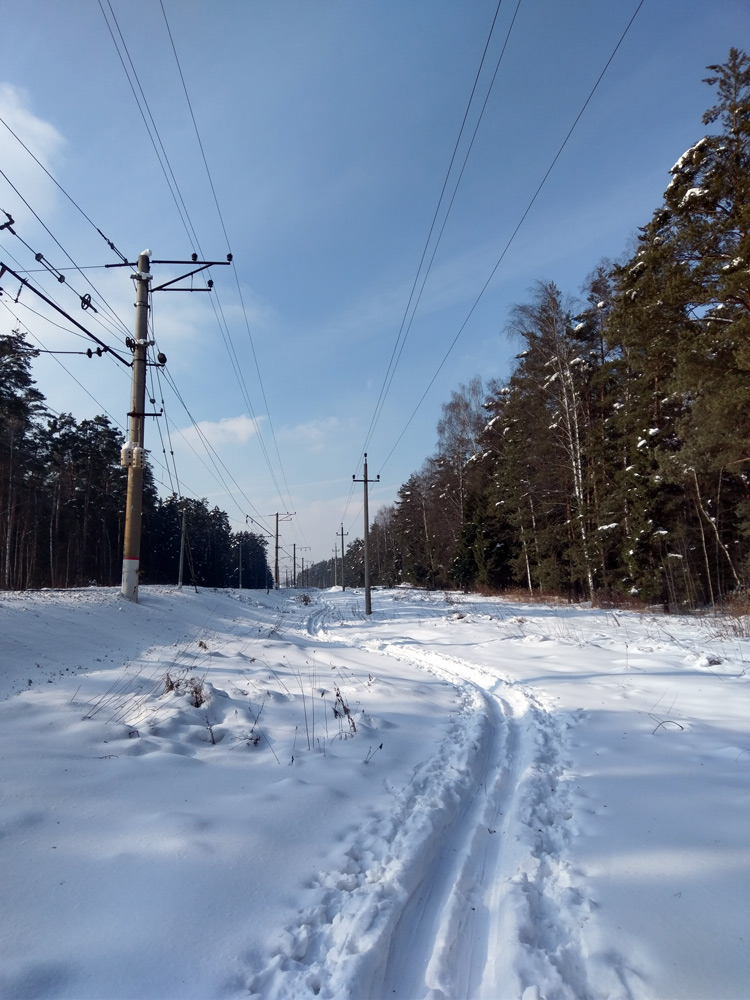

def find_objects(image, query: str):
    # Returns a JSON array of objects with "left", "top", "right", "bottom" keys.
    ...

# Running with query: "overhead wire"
[
  {"left": 0, "top": 112, "right": 128, "bottom": 263},
  {"left": 158, "top": 0, "right": 301, "bottom": 532},
  {"left": 368, "top": 0, "right": 524, "bottom": 445},
  {"left": 0, "top": 180, "right": 131, "bottom": 344},
  {"left": 0, "top": 294, "right": 218, "bottom": 510},
  {"left": 375, "top": 0, "right": 646, "bottom": 478},
  {"left": 0, "top": 235, "right": 132, "bottom": 367},
  {"left": 360, "top": 0, "right": 511, "bottom": 460},
  {"left": 0, "top": 297, "right": 126, "bottom": 430},
  {"left": 97, "top": 0, "right": 199, "bottom": 251},
  {"left": 100, "top": 0, "right": 298, "bottom": 536},
  {"left": 160, "top": 367, "right": 276, "bottom": 534},
  {"left": 96, "top": 0, "right": 281, "bottom": 528},
  {"left": 340, "top": 0, "right": 516, "bottom": 539}
]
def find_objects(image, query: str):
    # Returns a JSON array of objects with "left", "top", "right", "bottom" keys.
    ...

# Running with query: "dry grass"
[{"left": 700, "top": 593, "right": 750, "bottom": 639}]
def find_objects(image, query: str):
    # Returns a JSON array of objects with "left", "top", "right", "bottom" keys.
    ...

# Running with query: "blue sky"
[{"left": 1, "top": 0, "right": 748, "bottom": 573}]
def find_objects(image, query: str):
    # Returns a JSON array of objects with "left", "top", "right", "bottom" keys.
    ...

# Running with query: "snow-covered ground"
[{"left": 1, "top": 585, "right": 748, "bottom": 1000}]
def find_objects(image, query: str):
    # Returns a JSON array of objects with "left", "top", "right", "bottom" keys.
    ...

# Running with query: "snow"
[
  {"left": 679, "top": 186, "right": 706, "bottom": 208},
  {"left": 670, "top": 137, "right": 708, "bottom": 175},
  {"left": 1, "top": 585, "right": 749, "bottom": 1000}
]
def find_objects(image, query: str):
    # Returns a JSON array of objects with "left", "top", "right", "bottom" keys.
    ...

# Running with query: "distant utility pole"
[
  {"left": 339, "top": 523, "right": 348, "bottom": 591},
  {"left": 299, "top": 547, "right": 310, "bottom": 589},
  {"left": 293, "top": 543, "right": 296, "bottom": 587},
  {"left": 113, "top": 249, "right": 231, "bottom": 602},
  {"left": 353, "top": 453, "right": 379, "bottom": 615},
  {"left": 177, "top": 503, "right": 187, "bottom": 590},
  {"left": 268, "top": 512, "right": 295, "bottom": 590},
  {"left": 333, "top": 544, "right": 338, "bottom": 587}
]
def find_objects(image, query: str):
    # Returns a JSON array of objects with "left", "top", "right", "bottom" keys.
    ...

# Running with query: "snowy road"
[{"left": 1, "top": 586, "right": 749, "bottom": 999}]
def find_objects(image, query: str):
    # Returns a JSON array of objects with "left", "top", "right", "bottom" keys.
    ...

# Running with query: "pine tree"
[
  {"left": 0, "top": 331, "right": 46, "bottom": 588},
  {"left": 609, "top": 48, "right": 750, "bottom": 601}
]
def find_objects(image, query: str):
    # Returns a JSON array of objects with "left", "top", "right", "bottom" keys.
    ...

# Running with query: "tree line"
[
  {"left": 0, "top": 335, "right": 272, "bottom": 590},
  {"left": 309, "top": 50, "right": 750, "bottom": 608}
]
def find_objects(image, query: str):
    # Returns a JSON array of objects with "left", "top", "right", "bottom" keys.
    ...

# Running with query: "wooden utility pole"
[
  {"left": 268, "top": 512, "right": 295, "bottom": 589},
  {"left": 275, "top": 514, "right": 279, "bottom": 588},
  {"left": 112, "top": 250, "right": 230, "bottom": 602},
  {"left": 120, "top": 250, "right": 151, "bottom": 602},
  {"left": 299, "top": 547, "right": 310, "bottom": 589},
  {"left": 177, "top": 503, "right": 187, "bottom": 590},
  {"left": 339, "top": 524, "right": 348, "bottom": 591},
  {"left": 353, "top": 453, "right": 379, "bottom": 615}
]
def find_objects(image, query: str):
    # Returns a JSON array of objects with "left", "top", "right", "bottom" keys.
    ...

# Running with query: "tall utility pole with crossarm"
[
  {"left": 339, "top": 523, "right": 348, "bottom": 591},
  {"left": 114, "top": 250, "right": 231, "bottom": 602},
  {"left": 353, "top": 453, "right": 379, "bottom": 615}
]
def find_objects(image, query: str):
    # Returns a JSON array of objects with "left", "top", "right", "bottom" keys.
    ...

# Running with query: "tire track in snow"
[
  {"left": 239, "top": 602, "right": 592, "bottom": 999},
  {"left": 240, "top": 645, "right": 498, "bottom": 1000},
  {"left": 376, "top": 643, "right": 594, "bottom": 1000},
  {"left": 378, "top": 673, "right": 517, "bottom": 1000}
]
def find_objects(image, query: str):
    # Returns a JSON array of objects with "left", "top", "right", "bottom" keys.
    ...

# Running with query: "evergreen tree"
[
  {"left": 0, "top": 331, "right": 46, "bottom": 589},
  {"left": 609, "top": 48, "right": 750, "bottom": 601}
]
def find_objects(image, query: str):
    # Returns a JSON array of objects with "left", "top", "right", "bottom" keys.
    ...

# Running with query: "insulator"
[
  {"left": 120, "top": 442, "right": 135, "bottom": 467},
  {"left": 120, "top": 442, "right": 146, "bottom": 469},
  {"left": 157, "top": 352, "right": 167, "bottom": 365}
]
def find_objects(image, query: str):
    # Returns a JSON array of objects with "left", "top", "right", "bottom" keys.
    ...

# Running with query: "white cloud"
[
  {"left": 175, "top": 414, "right": 264, "bottom": 450},
  {"left": 282, "top": 416, "right": 339, "bottom": 454},
  {"left": 0, "top": 84, "right": 65, "bottom": 223}
]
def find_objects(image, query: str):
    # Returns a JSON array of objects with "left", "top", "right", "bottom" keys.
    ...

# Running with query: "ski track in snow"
[{"left": 242, "top": 597, "right": 595, "bottom": 1000}]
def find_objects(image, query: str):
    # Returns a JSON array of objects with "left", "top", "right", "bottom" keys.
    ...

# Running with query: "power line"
[
  {"left": 367, "top": 0, "right": 524, "bottom": 451},
  {"left": 98, "top": 0, "right": 199, "bottom": 251},
  {"left": 0, "top": 112, "right": 127, "bottom": 262},
  {"left": 0, "top": 258, "right": 131, "bottom": 365},
  {"left": 376, "top": 0, "right": 646, "bottom": 477},
  {"left": 0, "top": 297, "right": 247, "bottom": 519},
  {"left": 157, "top": 0, "right": 301, "bottom": 529},
  {"left": 0, "top": 195, "right": 131, "bottom": 344},
  {"left": 342, "top": 0, "right": 517, "bottom": 532},
  {"left": 101, "top": 0, "right": 299, "bottom": 530},
  {"left": 360, "top": 0, "right": 516, "bottom": 459},
  {"left": 160, "top": 368, "right": 276, "bottom": 534}
]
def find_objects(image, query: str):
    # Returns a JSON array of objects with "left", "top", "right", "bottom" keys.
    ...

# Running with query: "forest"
[
  {"left": 309, "top": 50, "right": 750, "bottom": 608},
  {"left": 2, "top": 50, "right": 748, "bottom": 607},
  {"left": 0, "top": 340, "right": 272, "bottom": 590}
]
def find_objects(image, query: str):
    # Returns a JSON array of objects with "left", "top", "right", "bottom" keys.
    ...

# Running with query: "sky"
[{"left": 1, "top": 0, "right": 749, "bottom": 572}]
